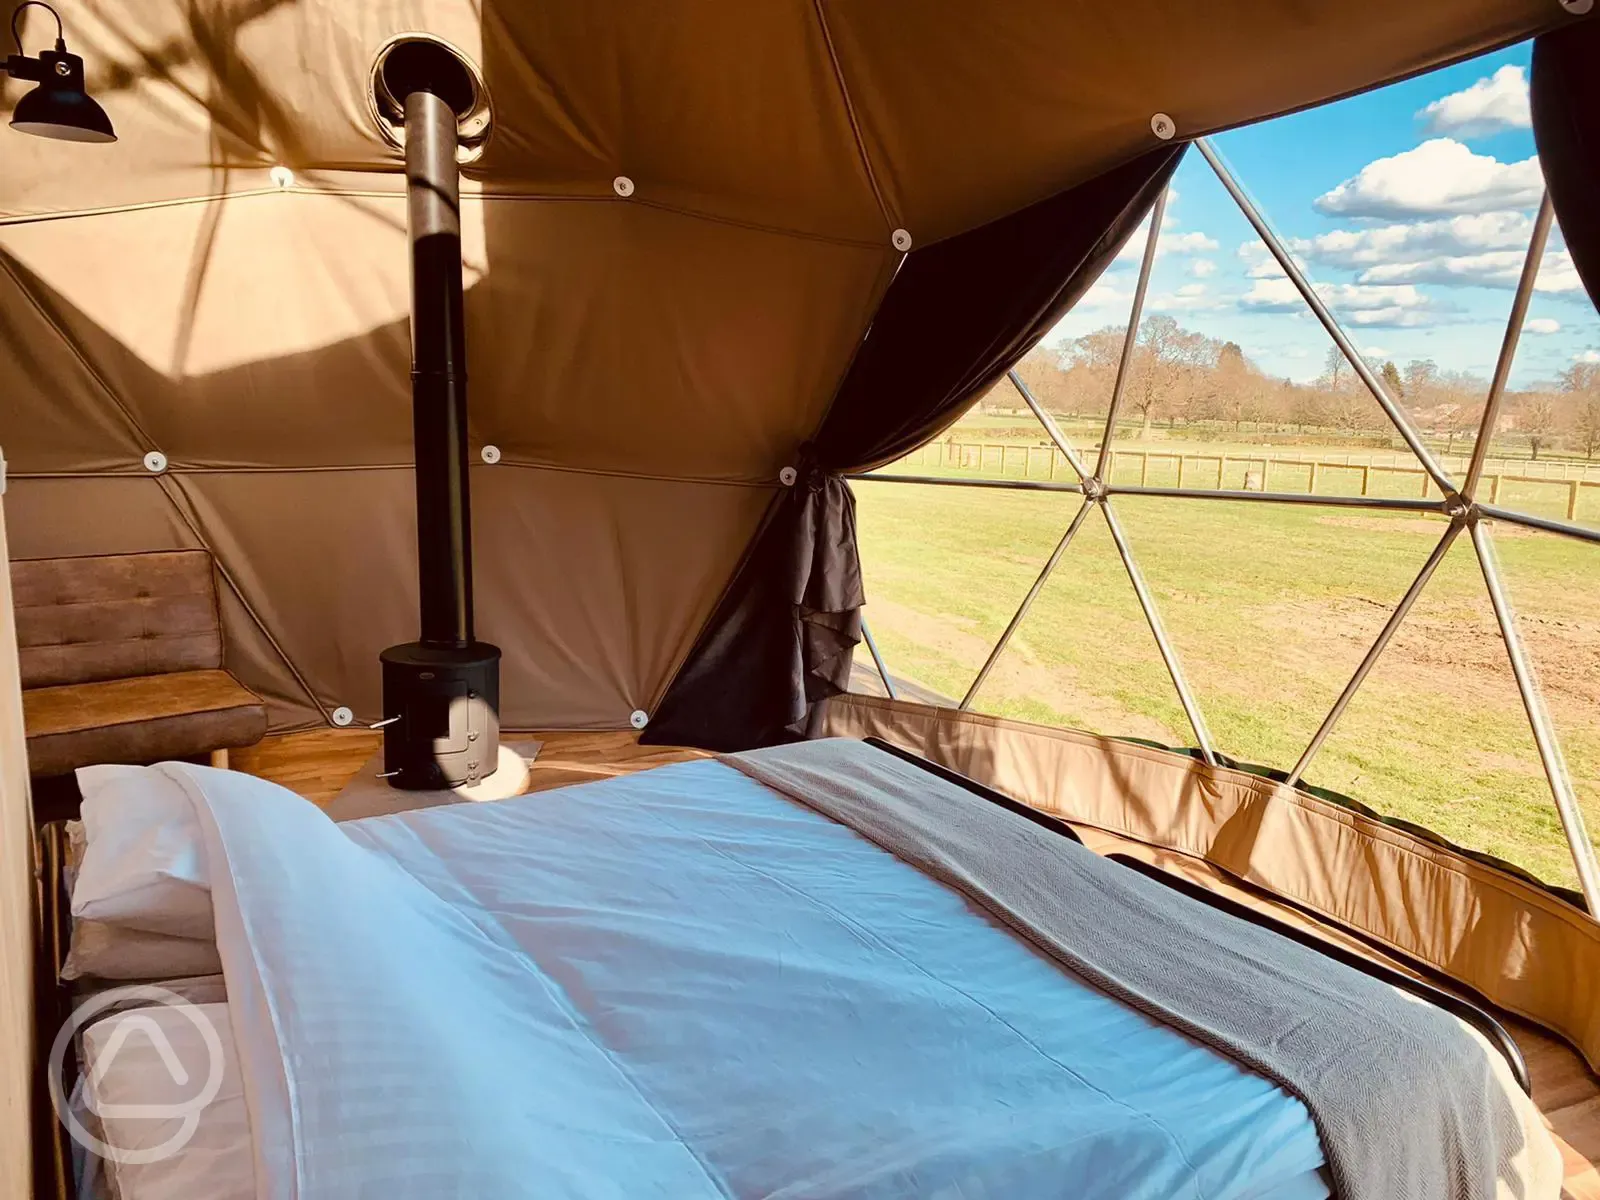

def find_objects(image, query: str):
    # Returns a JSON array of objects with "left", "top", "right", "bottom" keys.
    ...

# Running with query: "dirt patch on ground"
[
  {"left": 1312, "top": 513, "right": 1537, "bottom": 539},
  {"left": 1257, "top": 594, "right": 1600, "bottom": 716}
]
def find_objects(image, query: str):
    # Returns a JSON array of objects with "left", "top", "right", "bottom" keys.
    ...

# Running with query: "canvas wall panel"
[
  {"left": 469, "top": 200, "right": 894, "bottom": 480},
  {"left": 471, "top": 468, "right": 771, "bottom": 727},
  {"left": 172, "top": 467, "right": 769, "bottom": 730},
  {"left": 478, "top": 1, "right": 887, "bottom": 240},
  {"left": 0, "top": 253, "right": 147, "bottom": 474},
  {"left": 0, "top": 196, "right": 416, "bottom": 470},
  {"left": 2, "top": 477, "right": 195, "bottom": 558}
]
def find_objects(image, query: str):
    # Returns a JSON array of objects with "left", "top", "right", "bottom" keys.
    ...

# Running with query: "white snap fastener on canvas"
[
  {"left": 331, "top": 706, "right": 355, "bottom": 727},
  {"left": 779, "top": 466, "right": 798, "bottom": 487},
  {"left": 613, "top": 175, "right": 635, "bottom": 197},
  {"left": 480, "top": 444, "right": 501, "bottom": 464},
  {"left": 891, "top": 228, "right": 913, "bottom": 252},
  {"left": 270, "top": 165, "right": 294, "bottom": 189},
  {"left": 1150, "top": 113, "right": 1176, "bottom": 141},
  {"left": 629, "top": 709, "right": 649, "bottom": 730},
  {"left": 142, "top": 451, "right": 167, "bottom": 474},
  {"left": 1560, "top": 0, "right": 1592, "bottom": 14}
]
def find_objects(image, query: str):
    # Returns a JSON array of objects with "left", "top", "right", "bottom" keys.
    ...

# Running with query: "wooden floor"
[
  {"left": 238, "top": 728, "right": 1599, "bottom": 1199},
  {"left": 232, "top": 727, "right": 711, "bottom": 809}
]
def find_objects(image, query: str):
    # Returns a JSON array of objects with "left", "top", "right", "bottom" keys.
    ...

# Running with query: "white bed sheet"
[
  {"left": 346, "top": 758, "right": 1330, "bottom": 1199},
  {"left": 147, "top": 756, "right": 1331, "bottom": 1199}
]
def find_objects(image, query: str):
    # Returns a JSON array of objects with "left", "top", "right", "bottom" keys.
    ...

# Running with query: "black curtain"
[
  {"left": 1532, "top": 18, "right": 1600, "bottom": 309},
  {"left": 644, "top": 144, "right": 1185, "bottom": 751}
]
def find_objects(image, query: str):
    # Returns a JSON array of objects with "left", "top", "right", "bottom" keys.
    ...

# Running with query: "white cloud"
[
  {"left": 1146, "top": 283, "right": 1223, "bottom": 313},
  {"left": 1417, "top": 65, "right": 1530, "bottom": 139},
  {"left": 1576, "top": 350, "right": 1600, "bottom": 364},
  {"left": 1115, "top": 217, "right": 1157, "bottom": 262},
  {"left": 1237, "top": 278, "right": 1325, "bottom": 312},
  {"left": 1525, "top": 318, "right": 1561, "bottom": 335},
  {"left": 1116, "top": 220, "right": 1219, "bottom": 262},
  {"left": 1071, "top": 275, "right": 1135, "bottom": 312},
  {"left": 1189, "top": 259, "right": 1216, "bottom": 278},
  {"left": 1356, "top": 248, "right": 1580, "bottom": 293},
  {"left": 1287, "top": 211, "right": 1577, "bottom": 294},
  {"left": 1237, "top": 242, "right": 1288, "bottom": 279},
  {"left": 1292, "top": 211, "right": 1535, "bottom": 267},
  {"left": 1314, "top": 139, "right": 1543, "bottom": 218},
  {"left": 1363, "top": 345, "right": 1392, "bottom": 358},
  {"left": 1240, "top": 278, "right": 1437, "bottom": 327}
]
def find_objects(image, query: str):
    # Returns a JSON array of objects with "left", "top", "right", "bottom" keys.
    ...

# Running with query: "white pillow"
[
  {"left": 79, "top": 1002, "right": 253, "bottom": 1200},
  {"left": 61, "top": 920, "right": 223, "bottom": 982},
  {"left": 72, "top": 764, "right": 213, "bottom": 940}
]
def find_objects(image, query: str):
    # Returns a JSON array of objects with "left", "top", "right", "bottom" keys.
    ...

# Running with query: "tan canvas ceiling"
[{"left": 0, "top": 0, "right": 1573, "bottom": 730}]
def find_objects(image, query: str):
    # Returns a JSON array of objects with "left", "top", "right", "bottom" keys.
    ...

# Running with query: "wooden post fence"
[{"left": 911, "top": 443, "right": 1599, "bottom": 520}]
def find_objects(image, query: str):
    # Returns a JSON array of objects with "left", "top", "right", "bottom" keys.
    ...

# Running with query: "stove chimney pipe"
[{"left": 406, "top": 87, "right": 474, "bottom": 647}]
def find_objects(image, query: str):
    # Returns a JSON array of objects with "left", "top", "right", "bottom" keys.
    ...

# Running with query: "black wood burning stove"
[{"left": 377, "top": 42, "right": 501, "bottom": 790}]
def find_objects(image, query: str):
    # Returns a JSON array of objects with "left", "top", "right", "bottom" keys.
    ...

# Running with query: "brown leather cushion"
[
  {"left": 23, "top": 670, "right": 267, "bottom": 778},
  {"left": 12, "top": 550, "right": 222, "bottom": 689}
]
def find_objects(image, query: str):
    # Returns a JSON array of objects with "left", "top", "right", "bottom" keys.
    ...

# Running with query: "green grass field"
[{"left": 854, "top": 479, "right": 1600, "bottom": 889}]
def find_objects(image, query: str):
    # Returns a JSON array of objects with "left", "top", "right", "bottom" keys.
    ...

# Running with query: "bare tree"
[
  {"left": 1575, "top": 397, "right": 1600, "bottom": 461},
  {"left": 1060, "top": 325, "right": 1128, "bottom": 419},
  {"left": 1013, "top": 344, "right": 1073, "bottom": 413},
  {"left": 1443, "top": 401, "right": 1484, "bottom": 456},
  {"left": 1128, "top": 315, "right": 1190, "bottom": 438},
  {"left": 1215, "top": 341, "right": 1263, "bottom": 430},
  {"left": 1563, "top": 361, "right": 1600, "bottom": 394},
  {"left": 1380, "top": 359, "right": 1404, "bottom": 401},
  {"left": 1322, "top": 345, "right": 1348, "bottom": 394},
  {"left": 1403, "top": 359, "right": 1439, "bottom": 407},
  {"left": 1520, "top": 395, "right": 1559, "bottom": 461},
  {"left": 1561, "top": 362, "right": 1600, "bottom": 460}
]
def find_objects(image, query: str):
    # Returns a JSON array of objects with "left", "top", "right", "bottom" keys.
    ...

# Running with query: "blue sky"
[{"left": 1047, "top": 40, "right": 1600, "bottom": 389}]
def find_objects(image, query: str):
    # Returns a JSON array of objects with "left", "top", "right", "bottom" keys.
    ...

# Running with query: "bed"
[{"left": 47, "top": 740, "right": 1559, "bottom": 1200}]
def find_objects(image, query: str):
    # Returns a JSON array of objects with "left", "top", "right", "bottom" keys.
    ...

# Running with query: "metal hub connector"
[
  {"left": 1082, "top": 478, "right": 1107, "bottom": 501},
  {"left": 1443, "top": 492, "right": 1473, "bottom": 522}
]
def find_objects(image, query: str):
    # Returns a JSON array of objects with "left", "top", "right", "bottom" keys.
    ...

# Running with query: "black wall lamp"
[{"left": 5, "top": 1, "right": 114, "bottom": 142}]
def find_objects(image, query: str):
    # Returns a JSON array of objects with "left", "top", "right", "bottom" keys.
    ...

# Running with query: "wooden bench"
[{"left": 12, "top": 550, "right": 266, "bottom": 777}]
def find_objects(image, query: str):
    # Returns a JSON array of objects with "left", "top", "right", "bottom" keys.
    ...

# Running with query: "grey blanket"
[{"left": 723, "top": 738, "right": 1560, "bottom": 1200}]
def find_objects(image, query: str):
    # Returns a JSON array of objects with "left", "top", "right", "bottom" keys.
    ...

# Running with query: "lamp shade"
[{"left": 10, "top": 77, "right": 115, "bottom": 142}]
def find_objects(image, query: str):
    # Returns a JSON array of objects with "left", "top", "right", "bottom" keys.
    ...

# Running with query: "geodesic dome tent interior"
[{"left": 4, "top": 0, "right": 1600, "bottom": 1116}]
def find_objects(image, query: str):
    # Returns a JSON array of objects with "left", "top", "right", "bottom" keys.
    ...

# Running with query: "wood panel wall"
[{"left": 0, "top": 459, "right": 35, "bottom": 1199}]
